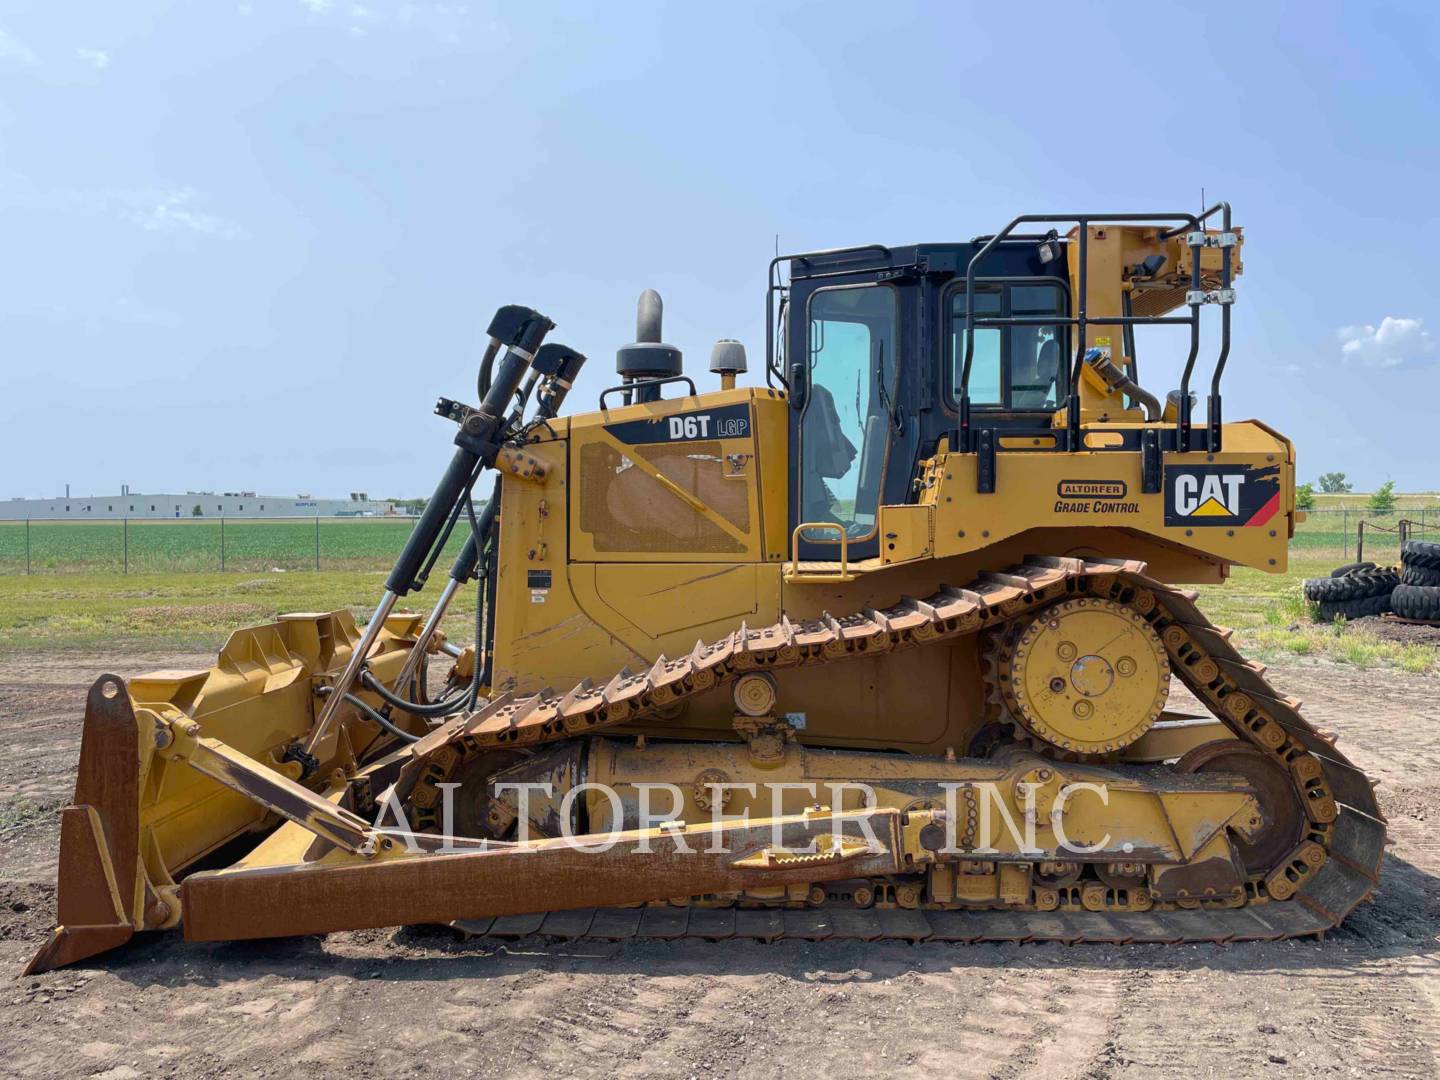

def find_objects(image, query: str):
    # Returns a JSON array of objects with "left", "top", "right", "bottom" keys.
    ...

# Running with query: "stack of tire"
[
  {"left": 1395, "top": 540, "right": 1440, "bottom": 622},
  {"left": 1302, "top": 562, "right": 1398, "bottom": 621}
]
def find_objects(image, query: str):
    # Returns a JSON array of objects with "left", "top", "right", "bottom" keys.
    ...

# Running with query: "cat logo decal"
[{"left": 1163, "top": 464, "right": 1282, "bottom": 528}]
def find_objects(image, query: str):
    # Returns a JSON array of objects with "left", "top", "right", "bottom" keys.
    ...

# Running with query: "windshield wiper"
[{"left": 875, "top": 340, "right": 904, "bottom": 435}]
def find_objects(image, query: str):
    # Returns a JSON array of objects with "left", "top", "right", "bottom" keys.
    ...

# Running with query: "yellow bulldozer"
[{"left": 27, "top": 203, "right": 1385, "bottom": 973}]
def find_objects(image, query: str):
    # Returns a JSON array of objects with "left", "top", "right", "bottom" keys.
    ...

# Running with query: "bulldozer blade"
[
  {"left": 24, "top": 676, "right": 142, "bottom": 975},
  {"left": 22, "top": 612, "right": 430, "bottom": 974},
  {"left": 180, "top": 808, "right": 906, "bottom": 943}
]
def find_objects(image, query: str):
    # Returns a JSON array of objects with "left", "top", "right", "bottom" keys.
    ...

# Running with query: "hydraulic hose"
[
  {"left": 531, "top": 344, "right": 588, "bottom": 421},
  {"left": 464, "top": 488, "right": 489, "bottom": 705},
  {"left": 307, "top": 304, "right": 552, "bottom": 753},
  {"left": 368, "top": 480, "right": 501, "bottom": 717},
  {"left": 377, "top": 341, "right": 586, "bottom": 719},
  {"left": 476, "top": 336, "right": 501, "bottom": 401},
  {"left": 359, "top": 670, "right": 471, "bottom": 718},
  {"left": 385, "top": 306, "right": 553, "bottom": 599},
  {"left": 449, "top": 491, "right": 498, "bottom": 586},
  {"left": 315, "top": 685, "right": 422, "bottom": 744},
  {"left": 409, "top": 650, "right": 431, "bottom": 705},
  {"left": 342, "top": 693, "right": 420, "bottom": 744}
]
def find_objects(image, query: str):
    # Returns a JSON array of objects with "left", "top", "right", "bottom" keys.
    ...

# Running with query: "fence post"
[
  {"left": 220, "top": 514, "right": 226, "bottom": 572},
  {"left": 123, "top": 517, "right": 128, "bottom": 575},
  {"left": 1342, "top": 509, "right": 1348, "bottom": 559},
  {"left": 25, "top": 519, "right": 30, "bottom": 575},
  {"left": 315, "top": 515, "right": 321, "bottom": 571}
]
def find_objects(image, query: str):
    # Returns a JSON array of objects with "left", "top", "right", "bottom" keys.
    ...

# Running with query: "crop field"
[{"left": 0, "top": 517, "right": 473, "bottom": 574}]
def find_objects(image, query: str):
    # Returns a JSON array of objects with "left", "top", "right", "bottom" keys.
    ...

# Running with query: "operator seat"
[
  {"left": 800, "top": 384, "right": 857, "bottom": 524},
  {"left": 1013, "top": 337, "right": 1061, "bottom": 409}
]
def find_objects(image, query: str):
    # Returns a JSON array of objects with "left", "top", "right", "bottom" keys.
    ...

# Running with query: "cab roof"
[{"left": 785, "top": 238, "right": 1064, "bottom": 281}]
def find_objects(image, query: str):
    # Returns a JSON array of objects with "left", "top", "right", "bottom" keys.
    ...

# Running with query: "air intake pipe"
[
  {"left": 1084, "top": 348, "right": 1162, "bottom": 422},
  {"left": 710, "top": 339, "right": 747, "bottom": 391}
]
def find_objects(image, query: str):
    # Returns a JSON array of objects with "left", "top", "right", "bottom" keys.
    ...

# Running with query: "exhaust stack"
[{"left": 616, "top": 289, "right": 682, "bottom": 403}]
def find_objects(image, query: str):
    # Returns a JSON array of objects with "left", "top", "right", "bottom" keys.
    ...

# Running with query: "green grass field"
[
  {"left": 0, "top": 517, "right": 473, "bottom": 574},
  {"left": 0, "top": 568, "right": 484, "bottom": 658},
  {"left": 3, "top": 505, "right": 1436, "bottom": 576},
  {"left": 1194, "top": 558, "right": 1435, "bottom": 675},
  {"left": 1293, "top": 507, "right": 1438, "bottom": 561},
  {"left": 1310, "top": 492, "right": 1440, "bottom": 510},
  {"left": 0, "top": 552, "right": 1433, "bottom": 676},
  {"left": 1, "top": 504, "right": 1435, "bottom": 674}
]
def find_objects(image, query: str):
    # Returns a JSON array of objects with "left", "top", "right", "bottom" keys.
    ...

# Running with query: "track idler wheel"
[
  {"left": 999, "top": 598, "right": 1170, "bottom": 755},
  {"left": 1175, "top": 741, "right": 1306, "bottom": 877}
]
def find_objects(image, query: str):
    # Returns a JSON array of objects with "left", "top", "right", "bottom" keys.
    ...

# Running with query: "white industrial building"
[{"left": 0, "top": 487, "right": 399, "bottom": 520}]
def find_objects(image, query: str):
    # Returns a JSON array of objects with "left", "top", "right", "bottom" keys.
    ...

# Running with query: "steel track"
[{"left": 414, "top": 555, "right": 1386, "bottom": 944}]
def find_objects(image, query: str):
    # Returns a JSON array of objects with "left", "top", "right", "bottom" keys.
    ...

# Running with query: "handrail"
[
  {"left": 598, "top": 374, "right": 697, "bottom": 411},
  {"left": 1164, "top": 201, "right": 1235, "bottom": 451},
  {"left": 787, "top": 521, "right": 852, "bottom": 582},
  {"left": 766, "top": 244, "right": 891, "bottom": 391},
  {"left": 1205, "top": 202, "right": 1233, "bottom": 451},
  {"left": 958, "top": 212, "right": 1204, "bottom": 458}
]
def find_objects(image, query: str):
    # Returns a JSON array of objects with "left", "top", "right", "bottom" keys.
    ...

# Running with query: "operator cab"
[{"left": 780, "top": 241, "right": 1075, "bottom": 561}]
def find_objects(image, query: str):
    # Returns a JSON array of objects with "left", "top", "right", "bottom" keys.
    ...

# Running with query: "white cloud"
[
  {"left": 0, "top": 27, "right": 38, "bottom": 66},
  {"left": 76, "top": 47, "right": 110, "bottom": 69},
  {"left": 297, "top": 0, "right": 471, "bottom": 43},
  {"left": 122, "top": 188, "right": 242, "bottom": 238},
  {"left": 1338, "top": 317, "right": 1436, "bottom": 368},
  {"left": 1, "top": 175, "right": 240, "bottom": 238}
]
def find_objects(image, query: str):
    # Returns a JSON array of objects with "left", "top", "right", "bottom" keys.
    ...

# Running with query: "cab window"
[
  {"left": 800, "top": 285, "right": 898, "bottom": 541},
  {"left": 950, "top": 282, "right": 1068, "bottom": 411}
]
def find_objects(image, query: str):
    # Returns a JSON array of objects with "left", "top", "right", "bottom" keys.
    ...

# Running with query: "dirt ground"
[
  {"left": 1356, "top": 614, "right": 1440, "bottom": 648},
  {"left": 1, "top": 649, "right": 1438, "bottom": 1080}
]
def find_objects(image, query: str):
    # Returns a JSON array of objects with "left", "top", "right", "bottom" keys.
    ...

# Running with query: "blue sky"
[{"left": 1, "top": 1, "right": 1436, "bottom": 499}]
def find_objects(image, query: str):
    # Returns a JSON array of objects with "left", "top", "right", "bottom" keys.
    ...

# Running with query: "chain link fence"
[
  {"left": 0, "top": 517, "right": 475, "bottom": 575},
  {"left": 2, "top": 506, "right": 1435, "bottom": 575},
  {"left": 1294, "top": 508, "right": 1436, "bottom": 562}
]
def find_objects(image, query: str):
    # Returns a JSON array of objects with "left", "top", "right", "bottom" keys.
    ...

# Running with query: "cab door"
[{"left": 788, "top": 280, "right": 916, "bottom": 562}]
